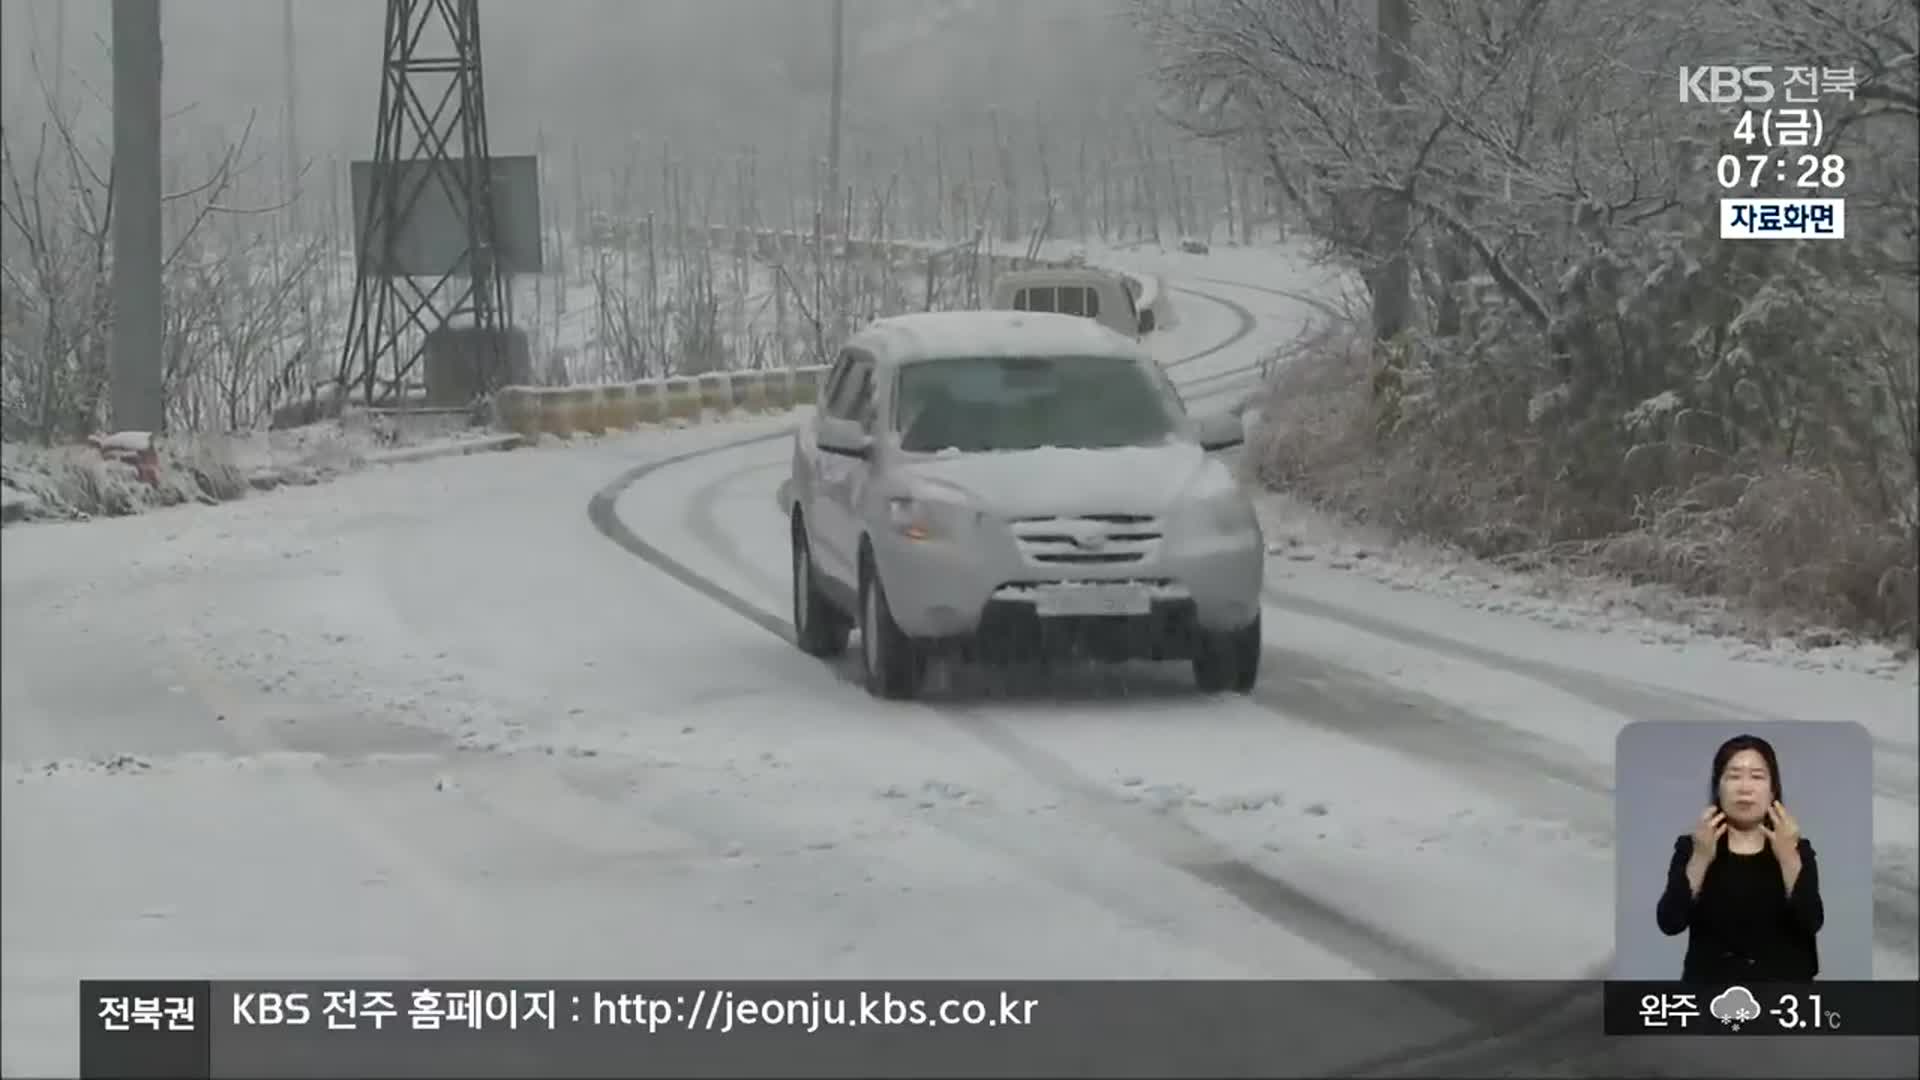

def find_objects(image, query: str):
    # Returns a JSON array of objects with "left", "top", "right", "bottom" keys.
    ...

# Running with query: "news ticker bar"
[{"left": 82, "top": 979, "right": 1920, "bottom": 1079}]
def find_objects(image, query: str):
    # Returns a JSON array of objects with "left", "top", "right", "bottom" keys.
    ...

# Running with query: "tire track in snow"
[
  {"left": 586, "top": 297, "right": 1602, "bottom": 1071},
  {"left": 588, "top": 434, "right": 1598, "bottom": 1044},
  {"left": 604, "top": 455, "right": 1453, "bottom": 984},
  {"left": 605, "top": 417, "right": 1912, "bottom": 1078},
  {"left": 647, "top": 438, "right": 1509, "bottom": 983},
  {"left": 683, "top": 456, "right": 791, "bottom": 603},
  {"left": 1167, "top": 275, "right": 1346, "bottom": 411},
  {"left": 665, "top": 443, "right": 1624, "bottom": 976},
  {"left": 594, "top": 431, "right": 1628, "bottom": 1068},
  {"left": 1189, "top": 273, "right": 1347, "bottom": 322},
  {"left": 1160, "top": 287, "right": 1256, "bottom": 373}
]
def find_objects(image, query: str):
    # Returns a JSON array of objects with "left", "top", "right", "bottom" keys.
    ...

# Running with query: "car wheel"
[
  {"left": 791, "top": 514, "right": 849, "bottom": 658},
  {"left": 859, "top": 554, "right": 926, "bottom": 700},
  {"left": 1193, "top": 614, "right": 1260, "bottom": 694}
]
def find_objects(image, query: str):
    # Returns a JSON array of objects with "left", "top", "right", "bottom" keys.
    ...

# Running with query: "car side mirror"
[
  {"left": 1137, "top": 308, "right": 1156, "bottom": 335},
  {"left": 816, "top": 416, "right": 872, "bottom": 459},
  {"left": 1195, "top": 410, "right": 1244, "bottom": 452}
]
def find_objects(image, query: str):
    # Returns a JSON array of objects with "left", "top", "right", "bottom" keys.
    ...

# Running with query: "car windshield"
[{"left": 894, "top": 354, "right": 1179, "bottom": 453}]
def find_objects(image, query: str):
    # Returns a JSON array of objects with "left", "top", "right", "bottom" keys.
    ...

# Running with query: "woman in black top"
[{"left": 1656, "top": 734, "right": 1824, "bottom": 982}]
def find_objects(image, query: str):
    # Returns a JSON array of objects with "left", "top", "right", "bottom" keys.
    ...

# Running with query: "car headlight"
[
  {"left": 885, "top": 495, "right": 979, "bottom": 542},
  {"left": 1177, "top": 487, "right": 1260, "bottom": 539}
]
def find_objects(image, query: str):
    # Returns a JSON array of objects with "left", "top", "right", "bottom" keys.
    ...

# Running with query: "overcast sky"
[{"left": 2, "top": 0, "right": 1155, "bottom": 182}]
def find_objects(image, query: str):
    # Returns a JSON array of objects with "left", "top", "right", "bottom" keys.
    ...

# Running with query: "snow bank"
[
  {"left": 0, "top": 411, "right": 511, "bottom": 528},
  {"left": 1, "top": 438, "right": 242, "bottom": 524},
  {"left": 1256, "top": 490, "right": 1919, "bottom": 682}
]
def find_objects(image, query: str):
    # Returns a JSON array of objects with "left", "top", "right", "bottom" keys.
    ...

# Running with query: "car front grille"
[{"left": 1008, "top": 513, "right": 1161, "bottom": 565}]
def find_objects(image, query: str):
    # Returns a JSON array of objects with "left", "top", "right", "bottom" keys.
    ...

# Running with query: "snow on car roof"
[{"left": 855, "top": 310, "right": 1141, "bottom": 365}]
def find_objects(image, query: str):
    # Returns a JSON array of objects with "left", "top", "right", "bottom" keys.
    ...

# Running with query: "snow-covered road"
[{"left": 4, "top": 248, "right": 1914, "bottom": 1077}]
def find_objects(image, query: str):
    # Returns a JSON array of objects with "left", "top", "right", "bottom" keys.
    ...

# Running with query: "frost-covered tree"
[{"left": 1140, "top": 0, "right": 1919, "bottom": 639}]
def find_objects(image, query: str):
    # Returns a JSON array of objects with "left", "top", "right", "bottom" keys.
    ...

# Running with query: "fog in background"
[{"left": 2, "top": 0, "right": 1161, "bottom": 214}]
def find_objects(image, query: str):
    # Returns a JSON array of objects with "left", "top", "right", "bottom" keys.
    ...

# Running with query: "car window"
[
  {"left": 828, "top": 356, "right": 873, "bottom": 421},
  {"left": 847, "top": 363, "right": 878, "bottom": 429},
  {"left": 1017, "top": 286, "right": 1056, "bottom": 313},
  {"left": 895, "top": 354, "right": 1178, "bottom": 453},
  {"left": 1148, "top": 361, "right": 1186, "bottom": 416},
  {"left": 820, "top": 351, "right": 856, "bottom": 407},
  {"left": 1014, "top": 285, "right": 1100, "bottom": 320}
]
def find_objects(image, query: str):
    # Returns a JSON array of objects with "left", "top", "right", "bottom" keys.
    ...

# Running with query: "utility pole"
[
  {"left": 826, "top": 0, "right": 845, "bottom": 236},
  {"left": 1369, "top": 0, "right": 1414, "bottom": 349},
  {"left": 282, "top": 0, "right": 301, "bottom": 231},
  {"left": 52, "top": 0, "right": 68, "bottom": 116},
  {"left": 110, "top": 0, "right": 165, "bottom": 433}
]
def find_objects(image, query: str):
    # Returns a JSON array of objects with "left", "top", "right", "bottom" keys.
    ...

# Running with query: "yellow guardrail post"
[{"left": 665, "top": 376, "right": 699, "bottom": 421}]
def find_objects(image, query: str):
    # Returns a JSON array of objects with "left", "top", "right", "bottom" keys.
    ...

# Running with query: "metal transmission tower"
[{"left": 340, "top": 0, "right": 537, "bottom": 406}]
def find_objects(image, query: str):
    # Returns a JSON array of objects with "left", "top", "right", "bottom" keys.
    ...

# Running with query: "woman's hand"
[
  {"left": 1764, "top": 801, "right": 1802, "bottom": 859},
  {"left": 1766, "top": 801, "right": 1808, "bottom": 894},
  {"left": 1691, "top": 806, "right": 1727, "bottom": 861},
  {"left": 1684, "top": 807, "right": 1725, "bottom": 896}
]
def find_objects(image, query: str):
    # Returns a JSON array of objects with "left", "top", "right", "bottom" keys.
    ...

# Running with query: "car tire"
[
  {"left": 791, "top": 513, "right": 850, "bottom": 658},
  {"left": 859, "top": 553, "right": 927, "bottom": 700},
  {"left": 1193, "top": 614, "right": 1260, "bottom": 694}
]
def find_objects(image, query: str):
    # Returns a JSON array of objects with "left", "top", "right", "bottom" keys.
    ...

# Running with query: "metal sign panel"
[{"left": 349, "top": 154, "right": 543, "bottom": 277}]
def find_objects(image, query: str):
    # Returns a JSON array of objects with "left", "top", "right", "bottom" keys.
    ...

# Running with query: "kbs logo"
[
  {"left": 1680, "top": 66, "right": 1776, "bottom": 104},
  {"left": 232, "top": 991, "right": 312, "bottom": 1025}
]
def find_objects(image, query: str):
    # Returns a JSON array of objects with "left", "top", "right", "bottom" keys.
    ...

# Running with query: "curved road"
[
  {"left": 3, "top": 257, "right": 1913, "bottom": 1077},
  {"left": 584, "top": 268, "right": 1918, "bottom": 1075}
]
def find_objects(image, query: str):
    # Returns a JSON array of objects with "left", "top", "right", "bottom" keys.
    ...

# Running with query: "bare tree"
[{"left": 3, "top": 46, "right": 330, "bottom": 441}]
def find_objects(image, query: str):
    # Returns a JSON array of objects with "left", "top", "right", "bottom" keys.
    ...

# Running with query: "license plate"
[{"left": 1032, "top": 584, "right": 1152, "bottom": 618}]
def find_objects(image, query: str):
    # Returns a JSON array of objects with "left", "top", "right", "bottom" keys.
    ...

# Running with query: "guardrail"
[
  {"left": 492, "top": 364, "right": 832, "bottom": 439},
  {"left": 491, "top": 224, "right": 1177, "bottom": 439}
]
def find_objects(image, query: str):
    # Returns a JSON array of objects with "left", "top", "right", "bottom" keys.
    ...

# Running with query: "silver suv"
[{"left": 786, "top": 311, "right": 1264, "bottom": 699}]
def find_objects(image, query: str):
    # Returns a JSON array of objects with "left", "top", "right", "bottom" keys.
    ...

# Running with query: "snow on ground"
[
  {"left": 3, "top": 235, "right": 1914, "bottom": 1077},
  {"left": 646, "top": 434, "right": 1617, "bottom": 980},
  {"left": 618, "top": 239, "right": 1916, "bottom": 976},
  {"left": 4, "top": 419, "right": 1474, "bottom": 1077},
  {"left": 599, "top": 295, "right": 1914, "bottom": 1077}
]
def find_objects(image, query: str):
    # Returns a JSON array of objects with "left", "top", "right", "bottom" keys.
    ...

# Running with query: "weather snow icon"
[{"left": 1710, "top": 986, "right": 1761, "bottom": 1029}]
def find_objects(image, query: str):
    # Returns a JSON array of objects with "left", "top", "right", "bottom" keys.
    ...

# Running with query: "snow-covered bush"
[{"left": 1172, "top": 0, "right": 1919, "bottom": 642}]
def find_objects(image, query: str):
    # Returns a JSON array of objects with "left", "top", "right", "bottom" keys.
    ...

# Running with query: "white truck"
[{"left": 990, "top": 267, "right": 1154, "bottom": 340}]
